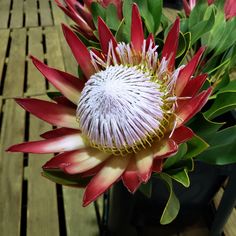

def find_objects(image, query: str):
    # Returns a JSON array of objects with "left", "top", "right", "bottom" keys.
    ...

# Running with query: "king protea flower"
[
  {"left": 8, "top": 4, "right": 211, "bottom": 206},
  {"left": 55, "top": 0, "right": 122, "bottom": 39}
]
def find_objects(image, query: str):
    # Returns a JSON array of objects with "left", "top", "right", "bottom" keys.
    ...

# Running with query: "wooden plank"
[
  {"left": 214, "top": 188, "right": 236, "bottom": 236},
  {"left": 0, "top": 99, "right": 25, "bottom": 236},
  {"left": 3, "top": 28, "right": 26, "bottom": 98},
  {"left": 10, "top": 0, "right": 24, "bottom": 28},
  {"left": 25, "top": 0, "right": 39, "bottom": 27},
  {"left": 44, "top": 26, "right": 64, "bottom": 91},
  {"left": 0, "top": 0, "right": 11, "bottom": 28},
  {"left": 26, "top": 27, "right": 46, "bottom": 96},
  {"left": 0, "top": 29, "right": 10, "bottom": 90},
  {"left": 63, "top": 187, "right": 100, "bottom": 236},
  {"left": 39, "top": 0, "right": 53, "bottom": 26},
  {"left": 26, "top": 96, "right": 60, "bottom": 236}
]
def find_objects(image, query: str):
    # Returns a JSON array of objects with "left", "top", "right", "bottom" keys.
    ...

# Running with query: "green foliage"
[
  {"left": 159, "top": 173, "right": 180, "bottom": 225},
  {"left": 196, "top": 126, "right": 236, "bottom": 165}
]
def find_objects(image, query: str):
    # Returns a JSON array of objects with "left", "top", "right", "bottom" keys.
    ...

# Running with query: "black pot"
[
  {"left": 163, "top": 0, "right": 183, "bottom": 10},
  {"left": 107, "top": 161, "right": 226, "bottom": 236}
]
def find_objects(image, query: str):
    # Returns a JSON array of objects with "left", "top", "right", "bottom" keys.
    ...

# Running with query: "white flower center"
[{"left": 77, "top": 65, "right": 168, "bottom": 154}]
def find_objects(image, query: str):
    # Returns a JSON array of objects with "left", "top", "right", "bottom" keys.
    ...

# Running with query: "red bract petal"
[
  {"left": 62, "top": 24, "right": 95, "bottom": 78},
  {"left": 63, "top": 151, "right": 111, "bottom": 174},
  {"left": 81, "top": 163, "right": 104, "bottom": 177},
  {"left": 224, "top": 0, "right": 236, "bottom": 19},
  {"left": 183, "top": 0, "right": 191, "bottom": 16},
  {"left": 43, "top": 150, "right": 86, "bottom": 169},
  {"left": 7, "top": 133, "right": 86, "bottom": 154},
  {"left": 152, "top": 158, "right": 163, "bottom": 173},
  {"left": 176, "top": 87, "right": 212, "bottom": 126},
  {"left": 135, "top": 149, "right": 153, "bottom": 183},
  {"left": 162, "top": 18, "right": 180, "bottom": 71},
  {"left": 83, "top": 157, "right": 129, "bottom": 206},
  {"left": 171, "top": 126, "right": 194, "bottom": 144},
  {"left": 15, "top": 98, "right": 78, "bottom": 128},
  {"left": 122, "top": 159, "right": 141, "bottom": 193},
  {"left": 56, "top": 0, "right": 93, "bottom": 34},
  {"left": 131, "top": 4, "right": 144, "bottom": 52},
  {"left": 146, "top": 33, "right": 155, "bottom": 50},
  {"left": 181, "top": 74, "right": 207, "bottom": 97},
  {"left": 98, "top": 17, "right": 117, "bottom": 55},
  {"left": 153, "top": 139, "right": 178, "bottom": 159},
  {"left": 175, "top": 46, "right": 205, "bottom": 96},
  {"left": 31, "top": 56, "right": 84, "bottom": 104},
  {"left": 40, "top": 128, "right": 80, "bottom": 139}
]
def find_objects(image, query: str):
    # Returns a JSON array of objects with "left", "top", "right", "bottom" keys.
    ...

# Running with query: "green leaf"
[
  {"left": 214, "top": 17, "right": 236, "bottom": 56},
  {"left": 139, "top": 179, "right": 152, "bottom": 198},
  {"left": 217, "top": 79, "right": 236, "bottom": 94},
  {"left": 214, "top": 72, "right": 230, "bottom": 92},
  {"left": 159, "top": 173, "right": 180, "bottom": 225},
  {"left": 197, "top": 126, "right": 236, "bottom": 165},
  {"left": 176, "top": 32, "right": 191, "bottom": 66},
  {"left": 46, "top": 91, "right": 62, "bottom": 100},
  {"left": 204, "top": 92, "right": 236, "bottom": 119},
  {"left": 188, "top": 113, "right": 224, "bottom": 139},
  {"left": 184, "top": 135, "right": 209, "bottom": 159},
  {"left": 91, "top": 2, "right": 106, "bottom": 28},
  {"left": 164, "top": 143, "right": 187, "bottom": 169},
  {"left": 115, "top": 18, "right": 129, "bottom": 42},
  {"left": 176, "top": 32, "right": 186, "bottom": 59},
  {"left": 189, "top": 5, "right": 215, "bottom": 44},
  {"left": 147, "top": 0, "right": 163, "bottom": 35},
  {"left": 42, "top": 170, "right": 91, "bottom": 187},
  {"left": 135, "top": 0, "right": 152, "bottom": 28},
  {"left": 166, "top": 169, "right": 190, "bottom": 188},
  {"left": 105, "top": 4, "right": 121, "bottom": 31},
  {"left": 122, "top": 0, "right": 133, "bottom": 41}
]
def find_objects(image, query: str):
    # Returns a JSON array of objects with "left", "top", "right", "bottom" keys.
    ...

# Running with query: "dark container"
[{"left": 107, "top": 161, "right": 226, "bottom": 236}]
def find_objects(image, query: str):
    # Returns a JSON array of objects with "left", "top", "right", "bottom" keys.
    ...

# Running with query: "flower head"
[
  {"left": 55, "top": 0, "right": 122, "bottom": 39},
  {"left": 8, "top": 4, "right": 211, "bottom": 206}
]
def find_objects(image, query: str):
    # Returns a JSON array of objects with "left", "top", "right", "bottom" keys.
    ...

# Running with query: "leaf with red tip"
[
  {"left": 181, "top": 74, "right": 208, "bottom": 97},
  {"left": 153, "top": 139, "right": 178, "bottom": 159},
  {"left": 83, "top": 157, "right": 129, "bottom": 206},
  {"left": 40, "top": 128, "right": 80, "bottom": 139},
  {"left": 175, "top": 47, "right": 205, "bottom": 96},
  {"left": 135, "top": 149, "right": 153, "bottom": 183},
  {"left": 31, "top": 56, "right": 84, "bottom": 104},
  {"left": 171, "top": 126, "right": 194, "bottom": 144},
  {"left": 15, "top": 98, "right": 78, "bottom": 128},
  {"left": 98, "top": 17, "right": 117, "bottom": 55},
  {"left": 7, "top": 133, "right": 86, "bottom": 154},
  {"left": 176, "top": 87, "right": 212, "bottom": 126},
  {"left": 122, "top": 159, "right": 141, "bottom": 193},
  {"left": 162, "top": 18, "right": 180, "bottom": 71},
  {"left": 131, "top": 4, "right": 144, "bottom": 52},
  {"left": 62, "top": 24, "right": 95, "bottom": 78}
]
